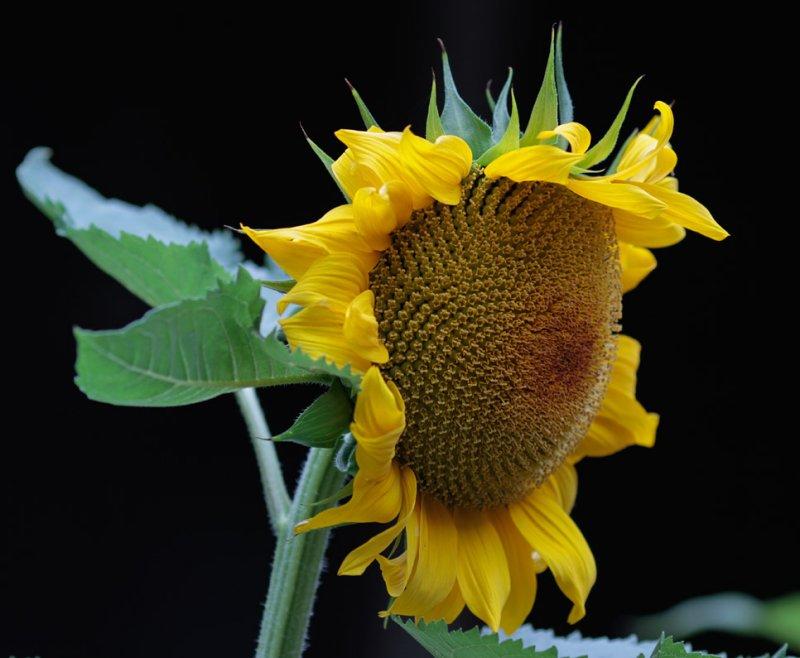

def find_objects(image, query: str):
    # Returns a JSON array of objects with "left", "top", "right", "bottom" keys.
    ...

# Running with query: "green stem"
[
  {"left": 255, "top": 447, "right": 346, "bottom": 658},
  {"left": 235, "top": 388, "right": 290, "bottom": 536}
]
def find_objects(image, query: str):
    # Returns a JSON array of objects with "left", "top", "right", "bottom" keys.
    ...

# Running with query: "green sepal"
[
  {"left": 485, "top": 80, "right": 496, "bottom": 113},
  {"left": 425, "top": 75, "right": 445, "bottom": 141},
  {"left": 477, "top": 91, "right": 520, "bottom": 165},
  {"left": 334, "top": 433, "right": 358, "bottom": 476},
  {"left": 578, "top": 76, "right": 642, "bottom": 169},
  {"left": 302, "top": 129, "right": 350, "bottom": 201},
  {"left": 554, "top": 23, "right": 573, "bottom": 125},
  {"left": 74, "top": 269, "right": 325, "bottom": 407},
  {"left": 346, "top": 79, "right": 381, "bottom": 129},
  {"left": 520, "top": 30, "right": 559, "bottom": 147},
  {"left": 272, "top": 379, "right": 353, "bottom": 448},
  {"left": 261, "top": 278, "right": 296, "bottom": 293},
  {"left": 491, "top": 68, "right": 514, "bottom": 141},
  {"left": 439, "top": 42, "right": 493, "bottom": 155},
  {"left": 263, "top": 330, "right": 362, "bottom": 389},
  {"left": 393, "top": 619, "right": 556, "bottom": 657}
]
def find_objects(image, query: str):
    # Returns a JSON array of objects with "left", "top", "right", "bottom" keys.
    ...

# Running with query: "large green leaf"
[
  {"left": 393, "top": 620, "right": 555, "bottom": 658},
  {"left": 273, "top": 380, "right": 353, "bottom": 448},
  {"left": 439, "top": 44, "right": 493, "bottom": 155},
  {"left": 263, "top": 330, "right": 362, "bottom": 389},
  {"left": 75, "top": 270, "right": 323, "bottom": 407},
  {"left": 647, "top": 634, "right": 717, "bottom": 658}
]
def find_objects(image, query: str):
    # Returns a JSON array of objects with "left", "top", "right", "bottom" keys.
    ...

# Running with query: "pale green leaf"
[
  {"left": 555, "top": 23, "right": 573, "bottom": 125},
  {"left": 520, "top": 32, "right": 559, "bottom": 147},
  {"left": 347, "top": 79, "right": 380, "bottom": 129},
  {"left": 439, "top": 44, "right": 492, "bottom": 155},
  {"left": 477, "top": 91, "right": 520, "bottom": 165},
  {"left": 578, "top": 77, "right": 642, "bottom": 169},
  {"left": 273, "top": 380, "right": 353, "bottom": 448},
  {"left": 491, "top": 68, "right": 514, "bottom": 141},
  {"left": 75, "top": 270, "right": 324, "bottom": 407},
  {"left": 426, "top": 76, "right": 445, "bottom": 141},
  {"left": 393, "top": 619, "right": 556, "bottom": 658}
]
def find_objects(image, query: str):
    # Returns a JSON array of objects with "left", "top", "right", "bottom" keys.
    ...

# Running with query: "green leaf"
[
  {"left": 554, "top": 23, "right": 573, "bottom": 125},
  {"left": 578, "top": 77, "right": 642, "bottom": 169},
  {"left": 393, "top": 619, "right": 556, "bottom": 658},
  {"left": 439, "top": 43, "right": 493, "bottom": 155},
  {"left": 520, "top": 31, "right": 559, "bottom": 147},
  {"left": 75, "top": 269, "right": 323, "bottom": 407},
  {"left": 273, "top": 380, "right": 353, "bottom": 448},
  {"left": 426, "top": 76, "right": 445, "bottom": 141},
  {"left": 263, "top": 330, "right": 362, "bottom": 389},
  {"left": 67, "top": 227, "right": 231, "bottom": 307},
  {"left": 261, "top": 278, "right": 296, "bottom": 294},
  {"left": 477, "top": 91, "right": 520, "bottom": 166},
  {"left": 491, "top": 68, "right": 514, "bottom": 141},
  {"left": 649, "top": 634, "right": 719, "bottom": 658},
  {"left": 346, "top": 79, "right": 380, "bottom": 129},
  {"left": 485, "top": 80, "right": 496, "bottom": 113},
  {"left": 301, "top": 129, "right": 351, "bottom": 201}
]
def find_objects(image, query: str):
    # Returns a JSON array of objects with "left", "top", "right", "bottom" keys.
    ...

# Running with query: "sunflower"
[{"left": 242, "top": 37, "right": 727, "bottom": 633}]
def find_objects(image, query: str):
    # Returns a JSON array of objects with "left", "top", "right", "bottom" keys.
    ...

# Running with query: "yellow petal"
[
  {"left": 295, "top": 462, "right": 402, "bottom": 533},
  {"left": 573, "top": 335, "right": 659, "bottom": 459},
  {"left": 352, "top": 186, "right": 399, "bottom": 250},
  {"left": 335, "top": 129, "right": 430, "bottom": 208},
  {"left": 546, "top": 463, "right": 578, "bottom": 514},
  {"left": 278, "top": 253, "right": 369, "bottom": 314},
  {"left": 388, "top": 494, "right": 458, "bottom": 617},
  {"left": 280, "top": 305, "right": 372, "bottom": 373},
  {"left": 538, "top": 122, "right": 592, "bottom": 154},
  {"left": 614, "top": 101, "right": 675, "bottom": 182},
  {"left": 567, "top": 179, "right": 666, "bottom": 219},
  {"left": 509, "top": 485, "right": 596, "bottom": 624},
  {"left": 343, "top": 290, "right": 389, "bottom": 364},
  {"left": 619, "top": 242, "right": 657, "bottom": 293},
  {"left": 339, "top": 467, "right": 417, "bottom": 576},
  {"left": 454, "top": 508, "right": 511, "bottom": 633},
  {"left": 494, "top": 509, "right": 538, "bottom": 634},
  {"left": 378, "top": 497, "right": 420, "bottom": 597},
  {"left": 350, "top": 367, "right": 405, "bottom": 477},
  {"left": 613, "top": 209, "right": 686, "bottom": 248},
  {"left": 629, "top": 182, "right": 729, "bottom": 241},
  {"left": 649, "top": 145, "right": 677, "bottom": 183},
  {"left": 419, "top": 580, "right": 465, "bottom": 624},
  {"left": 398, "top": 128, "right": 472, "bottom": 205},
  {"left": 484, "top": 145, "right": 583, "bottom": 183},
  {"left": 241, "top": 205, "right": 375, "bottom": 280}
]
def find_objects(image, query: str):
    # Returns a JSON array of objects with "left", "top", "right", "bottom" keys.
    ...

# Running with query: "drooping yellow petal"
[
  {"left": 339, "top": 467, "right": 417, "bottom": 576},
  {"left": 242, "top": 205, "right": 375, "bottom": 280},
  {"left": 493, "top": 509, "right": 538, "bottom": 634},
  {"left": 388, "top": 494, "right": 458, "bottom": 617},
  {"left": 547, "top": 463, "right": 578, "bottom": 514},
  {"left": 350, "top": 367, "right": 406, "bottom": 478},
  {"left": 343, "top": 290, "right": 389, "bottom": 364},
  {"left": 538, "top": 122, "right": 592, "bottom": 154},
  {"left": 484, "top": 145, "right": 583, "bottom": 183},
  {"left": 509, "top": 485, "right": 596, "bottom": 624},
  {"left": 649, "top": 145, "right": 677, "bottom": 183},
  {"left": 619, "top": 242, "right": 657, "bottom": 293},
  {"left": 377, "top": 493, "right": 420, "bottom": 597},
  {"left": 295, "top": 462, "right": 402, "bottom": 533},
  {"left": 278, "top": 253, "right": 370, "bottom": 314},
  {"left": 454, "top": 508, "right": 511, "bottom": 633},
  {"left": 628, "top": 182, "right": 729, "bottom": 240},
  {"left": 419, "top": 580, "right": 465, "bottom": 624},
  {"left": 614, "top": 101, "right": 675, "bottom": 182},
  {"left": 573, "top": 335, "right": 659, "bottom": 459},
  {"left": 280, "top": 305, "right": 372, "bottom": 373},
  {"left": 398, "top": 129, "right": 472, "bottom": 205},
  {"left": 613, "top": 209, "right": 686, "bottom": 248},
  {"left": 567, "top": 179, "right": 666, "bottom": 219}
]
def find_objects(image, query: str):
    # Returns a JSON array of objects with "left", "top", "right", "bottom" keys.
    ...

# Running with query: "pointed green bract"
[
  {"left": 348, "top": 81, "right": 381, "bottom": 129},
  {"left": 75, "top": 270, "right": 324, "bottom": 407},
  {"left": 303, "top": 133, "right": 351, "bottom": 200},
  {"left": 426, "top": 76, "right": 445, "bottom": 141},
  {"left": 554, "top": 23, "right": 573, "bottom": 125},
  {"left": 485, "top": 81, "right": 496, "bottom": 113},
  {"left": 579, "top": 77, "right": 643, "bottom": 169},
  {"left": 272, "top": 380, "right": 353, "bottom": 448},
  {"left": 393, "top": 619, "right": 555, "bottom": 658},
  {"left": 439, "top": 47, "right": 493, "bottom": 155},
  {"left": 261, "top": 278, "right": 296, "bottom": 294},
  {"left": 520, "top": 31, "right": 559, "bottom": 147},
  {"left": 491, "top": 68, "right": 514, "bottom": 141},
  {"left": 477, "top": 91, "right": 520, "bottom": 165}
]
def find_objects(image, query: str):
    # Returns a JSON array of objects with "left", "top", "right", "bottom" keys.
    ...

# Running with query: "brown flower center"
[{"left": 369, "top": 171, "right": 621, "bottom": 508}]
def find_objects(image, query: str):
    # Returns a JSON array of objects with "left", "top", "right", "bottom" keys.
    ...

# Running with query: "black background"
[{"left": 2, "top": 4, "right": 794, "bottom": 657}]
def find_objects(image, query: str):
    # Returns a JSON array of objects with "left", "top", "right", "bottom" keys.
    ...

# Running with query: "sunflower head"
[{"left": 243, "top": 28, "right": 726, "bottom": 633}]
